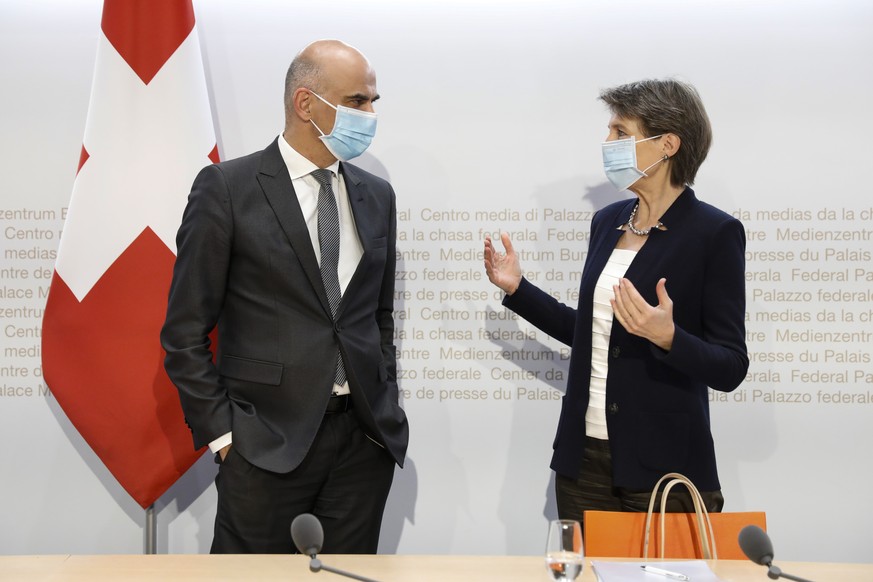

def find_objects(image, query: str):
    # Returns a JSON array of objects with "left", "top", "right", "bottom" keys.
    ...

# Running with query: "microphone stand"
[
  {"left": 309, "top": 557, "right": 380, "bottom": 582},
  {"left": 767, "top": 564, "right": 815, "bottom": 582}
]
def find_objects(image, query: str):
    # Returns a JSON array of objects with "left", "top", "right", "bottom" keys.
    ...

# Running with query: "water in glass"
[{"left": 545, "top": 519, "right": 583, "bottom": 581}]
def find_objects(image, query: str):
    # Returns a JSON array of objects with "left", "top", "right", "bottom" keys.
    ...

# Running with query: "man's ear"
[{"left": 292, "top": 88, "right": 313, "bottom": 122}]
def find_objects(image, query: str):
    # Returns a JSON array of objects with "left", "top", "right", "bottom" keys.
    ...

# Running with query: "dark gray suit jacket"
[{"left": 161, "top": 138, "right": 408, "bottom": 473}]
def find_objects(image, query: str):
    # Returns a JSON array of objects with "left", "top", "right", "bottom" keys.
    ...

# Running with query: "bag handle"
[
  {"left": 642, "top": 472, "right": 718, "bottom": 560},
  {"left": 659, "top": 476, "right": 717, "bottom": 560}
]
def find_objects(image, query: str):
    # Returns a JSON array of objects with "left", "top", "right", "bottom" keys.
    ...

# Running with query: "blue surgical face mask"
[
  {"left": 309, "top": 90, "right": 377, "bottom": 161},
  {"left": 601, "top": 135, "right": 664, "bottom": 191}
]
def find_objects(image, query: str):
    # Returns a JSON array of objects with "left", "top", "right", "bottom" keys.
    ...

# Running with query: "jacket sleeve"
[
  {"left": 500, "top": 207, "right": 612, "bottom": 346},
  {"left": 656, "top": 217, "right": 749, "bottom": 392},
  {"left": 160, "top": 164, "right": 234, "bottom": 449},
  {"left": 502, "top": 277, "right": 577, "bottom": 346},
  {"left": 378, "top": 185, "right": 399, "bottom": 399}
]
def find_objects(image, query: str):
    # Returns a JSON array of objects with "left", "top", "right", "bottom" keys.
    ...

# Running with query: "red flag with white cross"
[{"left": 41, "top": 0, "right": 217, "bottom": 509}]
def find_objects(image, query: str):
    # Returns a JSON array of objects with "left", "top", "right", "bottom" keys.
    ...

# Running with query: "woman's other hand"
[
  {"left": 484, "top": 232, "right": 522, "bottom": 295},
  {"left": 612, "top": 277, "right": 676, "bottom": 350}
]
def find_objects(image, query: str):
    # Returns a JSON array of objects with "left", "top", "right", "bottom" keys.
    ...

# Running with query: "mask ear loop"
[
  {"left": 310, "top": 119, "right": 327, "bottom": 136},
  {"left": 640, "top": 154, "right": 668, "bottom": 176},
  {"left": 306, "top": 89, "right": 339, "bottom": 137},
  {"left": 308, "top": 89, "right": 338, "bottom": 111},
  {"left": 635, "top": 134, "right": 668, "bottom": 175},
  {"left": 636, "top": 134, "right": 663, "bottom": 144}
]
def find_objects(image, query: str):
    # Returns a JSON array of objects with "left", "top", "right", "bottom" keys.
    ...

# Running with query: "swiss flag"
[{"left": 41, "top": 0, "right": 218, "bottom": 509}]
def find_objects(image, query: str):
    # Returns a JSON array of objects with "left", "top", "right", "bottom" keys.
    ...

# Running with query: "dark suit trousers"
[{"left": 211, "top": 409, "right": 396, "bottom": 554}]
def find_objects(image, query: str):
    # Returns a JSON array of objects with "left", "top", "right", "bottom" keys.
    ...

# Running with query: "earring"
[{"left": 663, "top": 154, "right": 669, "bottom": 161}]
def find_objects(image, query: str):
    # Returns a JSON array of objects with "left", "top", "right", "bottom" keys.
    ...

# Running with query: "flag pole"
[{"left": 145, "top": 504, "right": 157, "bottom": 554}]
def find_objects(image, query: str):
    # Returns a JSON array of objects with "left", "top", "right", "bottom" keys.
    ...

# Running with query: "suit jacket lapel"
[
  {"left": 338, "top": 163, "right": 376, "bottom": 316},
  {"left": 342, "top": 163, "right": 375, "bottom": 248},
  {"left": 588, "top": 201, "right": 629, "bottom": 283},
  {"left": 256, "top": 139, "right": 333, "bottom": 318}
]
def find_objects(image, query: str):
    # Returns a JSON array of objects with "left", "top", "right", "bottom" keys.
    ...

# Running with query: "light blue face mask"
[
  {"left": 309, "top": 90, "right": 377, "bottom": 161},
  {"left": 601, "top": 135, "right": 664, "bottom": 191}
]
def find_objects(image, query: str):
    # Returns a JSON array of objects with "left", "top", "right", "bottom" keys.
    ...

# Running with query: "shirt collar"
[{"left": 277, "top": 133, "right": 340, "bottom": 180}]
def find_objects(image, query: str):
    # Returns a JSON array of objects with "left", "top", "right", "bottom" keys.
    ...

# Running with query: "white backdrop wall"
[{"left": 1, "top": 0, "right": 872, "bottom": 563}]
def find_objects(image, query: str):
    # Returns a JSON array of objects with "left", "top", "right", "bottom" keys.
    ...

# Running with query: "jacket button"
[
  {"left": 608, "top": 403, "right": 619, "bottom": 415},
  {"left": 611, "top": 347, "right": 621, "bottom": 358}
]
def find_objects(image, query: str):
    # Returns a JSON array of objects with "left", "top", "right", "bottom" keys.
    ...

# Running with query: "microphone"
[
  {"left": 738, "top": 525, "right": 816, "bottom": 582},
  {"left": 291, "top": 513, "right": 324, "bottom": 557},
  {"left": 738, "top": 524, "right": 774, "bottom": 565},
  {"left": 290, "top": 513, "right": 380, "bottom": 582}
]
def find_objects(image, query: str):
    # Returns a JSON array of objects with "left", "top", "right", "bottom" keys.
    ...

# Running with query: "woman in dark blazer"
[{"left": 484, "top": 79, "right": 748, "bottom": 525}]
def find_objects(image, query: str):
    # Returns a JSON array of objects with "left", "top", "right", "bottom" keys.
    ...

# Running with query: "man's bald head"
[{"left": 283, "top": 40, "right": 372, "bottom": 119}]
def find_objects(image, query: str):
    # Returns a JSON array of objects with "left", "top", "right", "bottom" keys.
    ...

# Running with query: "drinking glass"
[{"left": 545, "top": 519, "right": 583, "bottom": 581}]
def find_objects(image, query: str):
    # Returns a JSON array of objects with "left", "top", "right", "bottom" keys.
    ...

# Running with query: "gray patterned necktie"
[{"left": 311, "top": 169, "right": 346, "bottom": 386}]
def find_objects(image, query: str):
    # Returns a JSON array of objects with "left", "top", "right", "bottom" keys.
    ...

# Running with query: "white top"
[{"left": 585, "top": 248, "right": 637, "bottom": 440}]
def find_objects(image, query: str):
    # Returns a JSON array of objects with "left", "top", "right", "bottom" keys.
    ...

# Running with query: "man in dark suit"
[{"left": 161, "top": 39, "right": 408, "bottom": 554}]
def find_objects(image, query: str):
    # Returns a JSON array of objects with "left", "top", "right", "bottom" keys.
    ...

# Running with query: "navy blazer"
[
  {"left": 504, "top": 188, "right": 747, "bottom": 491},
  {"left": 161, "top": 139, "right": 408, "bottom": 473}
]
